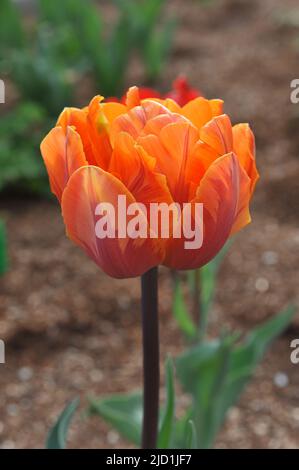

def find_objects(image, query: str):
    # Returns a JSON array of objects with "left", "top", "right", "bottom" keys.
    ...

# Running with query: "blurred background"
[{"left": 0, "top": 0, "right": 299, "bottom": 449}]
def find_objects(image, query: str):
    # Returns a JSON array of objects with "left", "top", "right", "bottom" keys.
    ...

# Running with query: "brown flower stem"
[{"left": 141, "top": 266, "right": 159, "bottom": 449}]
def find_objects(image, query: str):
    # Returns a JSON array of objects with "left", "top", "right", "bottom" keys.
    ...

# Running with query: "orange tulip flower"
[{"left": 40, "top": 86, "right": 258, "bottom": 278}]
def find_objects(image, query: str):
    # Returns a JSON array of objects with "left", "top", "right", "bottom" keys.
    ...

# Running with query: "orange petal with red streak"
[
  {"left": 109, "top": 132, "right": 173, "bottom": 206},
  {"left": 200, "top": 114, "right": 233, "bottom": 155},
  {"left": 40, "top": 126, "right": 88, "bottom": 202},
  {"left": 57, "top": 97, "right": 126, "bottom": 170},
  {"left": 61, "top": 166, "right": 165, "bottom": 278},
  {"left": 138, "top": 121, "right": 199, "bottom": 203},
  {"left": 110, "top": 100, "right": 171, "bottom": 144},
  {"left": 233, "top": 123, "right": 259, "bottom": 194},
  {"left": 164, "top": 153, "right": 248, "bottom": 270}
]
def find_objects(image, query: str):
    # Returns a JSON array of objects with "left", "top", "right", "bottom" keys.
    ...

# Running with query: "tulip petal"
[
  {"left": 57, "top": 105, "right": 100, "bottom": 167},
  {"left": 164, "top": 153, "right": 249, "bottom": 270},
  {"left": 209, "top": 99, "right": 224, "bottom": 117},
  {"left": 233, "top": 123, "right": 259, "bottom": 194},
  {"left": 57, "top": 97, "right": 126, "bottom": 170},
  {"left": 110, "top": 100, "right": 171, "bottom": 144},
  {"left": 40, "top": 126, "right": 88, "bottom": 202},
  {"left": 181, "top": 97, "right": 220, "bottom": 130},
  {"left": 142, "top": 112, "right": 186, "bottom": 136},
  {"left": 200, "top": 114, "right": 233, "bottom": 155},
  {"left": 61, "top": 166, "right": 165, "bottom": 278},
  {"left": 109, "top": 132, "right": 173, "bottom": 211},
  {"left": 125, "top": 86, "right": 141, "bottom": 109},
  {"left": 153, "top": 98, "right": 182, "bottom": 113},
  {"left": 138, "top": 121, "right": 199, "bottom": 203},
  {"left": 185, "top": 114, "right": 234, "bottom": 192}
]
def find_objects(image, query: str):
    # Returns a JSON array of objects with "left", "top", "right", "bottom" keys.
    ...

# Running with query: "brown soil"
[{"left": 1, "top": 0, "right": 299, "bottom": 449}]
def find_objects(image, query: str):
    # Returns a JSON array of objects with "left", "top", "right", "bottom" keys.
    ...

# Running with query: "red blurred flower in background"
[{"left": 108, "top": 76, "right": 202, "bottom": 106}]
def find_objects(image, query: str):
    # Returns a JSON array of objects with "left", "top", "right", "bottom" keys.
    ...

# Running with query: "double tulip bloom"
[{"left": 41, "top": 81, "right": 258, "bottom": 278}]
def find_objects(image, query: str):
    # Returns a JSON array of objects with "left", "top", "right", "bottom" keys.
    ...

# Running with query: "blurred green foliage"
[
  {"left": 38, "top": 0, "right": 175, "bottom": 95},
  {"left": 113, "top": 0, "right": 176, "bottom": 83},
  {"left": 0, "top": 102, "right": 50, "bottom": 193},
  {"left": 0, "top": 0, "right": 175, "bottom": 194}
]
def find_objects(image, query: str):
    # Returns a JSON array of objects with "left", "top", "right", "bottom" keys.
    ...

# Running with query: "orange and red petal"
[
  {"left": 200, "top": 114, "right": 233, "bottom": 155},
  {"left": 110, "top": 100, "right": 171, "bottom": 144},
  {"left": 163, "top": 153, "right": 249, "bottom": 270},
  {"left": 40, "top": 126, "right": 88, "bottom": 202},
  {"left": 61, "top": 166, "right": 165, "bottom": 278},
  {"left": 109, "top": 132, "right": 173, "bottom": 212},
  {"left": 232, "top": 123, "right": 259, "bottom": 194},
  {"left": 138, "top": 120, "right": 199, "bottom": 203},
  {"left": 57, "top": 97, "right": 126, "bottom": 170}
]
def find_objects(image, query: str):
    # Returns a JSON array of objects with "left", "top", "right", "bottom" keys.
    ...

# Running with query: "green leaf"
[
  {"left": 221, "top": 305, "right": 296, "bottom": 412},
  {"left": 185, "top": 420, "right": 197, "bottom": 449},
  {"left": 172, "top": 276, "right": 197, "bottom": 340},
  {"left": 176, "top": 306, "right": 295, "bottom": 448},
  {"left": 0, "top": 220, "right": 8, "bottom": 275},
  {"left": 158, "top": 358, "right": 175, "bottom": 449},
  {"left": 88, "top": 360, "right": 176, "bottom": 448},
  {"left": 88, "top": 392, "right": 143, "bottom": 446},
  {"left": 46, "top": 398, "right": 79, "bottom": 449}
]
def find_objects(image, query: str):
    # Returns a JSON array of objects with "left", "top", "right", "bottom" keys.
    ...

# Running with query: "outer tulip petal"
[
  {"left": 109, "top": 132, "right": 173, "bottom": 211},
  {"left": 40, "top": 126, "right": 88, "bottom": 202},
  {"left": 233, "top": 123, "right": 259, "bottom": 194},
  {"left": 61, "top": 166, "right": 165, "bottom": 278},
  {"left": 230, "top": 157, "right": 251, "bottom": 235},
  {"left": 57, "top": 105, "right": 99, "bottom": 166},
  {"left": 163, "top": 153, "right": 247, "bottom": 270}
]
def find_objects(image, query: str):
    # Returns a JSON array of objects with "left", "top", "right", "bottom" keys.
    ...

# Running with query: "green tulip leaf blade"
[{"left": 46, "top": 397, "right": 80, "bottom": 449}]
